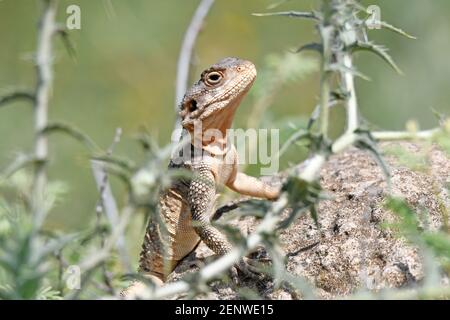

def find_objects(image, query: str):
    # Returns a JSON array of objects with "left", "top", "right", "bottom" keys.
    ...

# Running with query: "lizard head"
[{"left": 179, "top": 57, "right": 257, "bottom": 132}]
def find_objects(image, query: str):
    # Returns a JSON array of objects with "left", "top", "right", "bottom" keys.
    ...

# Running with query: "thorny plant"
[{"left": 0, "top": 0, "right": 449, "bottom": 300}]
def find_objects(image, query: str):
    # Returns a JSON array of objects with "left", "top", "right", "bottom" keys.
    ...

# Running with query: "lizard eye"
[{"left": 205, "top": 72, "right": 222, "bottom": 85}]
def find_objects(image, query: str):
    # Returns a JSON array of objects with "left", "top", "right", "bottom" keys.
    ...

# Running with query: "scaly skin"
[{"left": 122, "top": 57, "right": 279, "bottom": 298}]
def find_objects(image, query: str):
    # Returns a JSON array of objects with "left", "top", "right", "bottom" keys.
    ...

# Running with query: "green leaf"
[
  {"left": 308, "top": 98, "right": 343, "bottom": 130},
  {"left": 282, "top": 176, "right": 322, "bottom": 207},
  {"left": 379, "top": 21, "right": 417, "bottom": 40},
  {"left": 296, "top": 43, "right": 323, "bottom": 54},
  {"left": 252, "top": 11, "right": 320, "bottom": 20},
  {"left": 430, "top": 107, "right": 447, "bottom": 123},
  {"left": 57, "top": 29, "right": 77, "bottom": 60},
  {"left": 0, "top": 153, "right": 36, "bottom": 180},
  {"left": 213, "top": 221, "right": 246, "bottom": 246},
  {"left": 349, "top": 41, "right": 403, "bottom": 74},
  {"left": 355, "top": 129, "right": 392, "bottom": 181},
  {"left": 37, "top": 234, "right": 78, "bottom": 264},
  {"left": 277, "top": 129, "right": 311, "bottom": 158},
  {"left": 42, "top": 122, "right": 101, "bottom": 153},
  {"left": 278, "top": 205, "right": 309, "bottom": 229},
  {"left": 0, "top": 91, "right": 34, "bottom": 108},
  {"left": 309, "top": 204, "right": 319, "bottom": 227},
  {"left": 91, "top": 155, "right": 136, "bottom": 173},
  {"left": 327, "top": 63, "right": 371, "bottom": 81},
  {"left": 37, "top": 286, "right": 63, "bottom": 300}
]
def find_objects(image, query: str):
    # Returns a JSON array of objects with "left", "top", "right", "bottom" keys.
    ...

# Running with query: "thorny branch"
[
  {"left": 32, "top": 0, "right": 58, "bottom": 227},
  {"left": 66, "top": 206, "right": 135, "bottom": 300},
  {"left": 91, "top": 128, "right": 132, "bottom": 274},
  {"left": 372, "top": 128, "right": 444, "bottom": 141},
  {"left": 174, "top": 0, "right": 216, "bottom": 133}
]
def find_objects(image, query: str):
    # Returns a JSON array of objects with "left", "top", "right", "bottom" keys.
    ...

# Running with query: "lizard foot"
[
  {"left": 229, "top": 257, "right": 266, "bottom": 285},
  {"left": 230, "top": 249, "right": 272, "bottom": 284}
]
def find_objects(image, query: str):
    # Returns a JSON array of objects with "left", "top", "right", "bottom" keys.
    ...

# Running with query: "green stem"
[
  {"left": 342, "top": 54, "right": 359, "bottom": 133},
  {"left": 372, "top": 128, "right": 441, "bottom": 141},
  {"left": 319, "top": 25, "right": 332, "bottom": 139}
]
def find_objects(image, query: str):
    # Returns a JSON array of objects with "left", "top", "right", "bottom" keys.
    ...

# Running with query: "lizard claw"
[
  {"left": 230, "top": 265, "right": 240, "bottom": 285},
  {"left": 235, "top": 257, "right": 266, "bottom": 281},
  {"left": 229, "top": 258, "right": 262, "bottom": 284}
]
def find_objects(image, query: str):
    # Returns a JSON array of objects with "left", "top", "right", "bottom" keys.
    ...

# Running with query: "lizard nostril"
[{"left": 189, "top": 100, "right": 198, "bottom": 112}]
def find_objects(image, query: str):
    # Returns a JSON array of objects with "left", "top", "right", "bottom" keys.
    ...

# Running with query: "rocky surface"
[{"left": 168, "top": 142, "right": 450, "bottom": 299}]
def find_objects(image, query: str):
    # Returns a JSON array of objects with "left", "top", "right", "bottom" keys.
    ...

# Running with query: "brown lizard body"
[{"left": 122, "top": 57, "right": 279, "bottom": 298}]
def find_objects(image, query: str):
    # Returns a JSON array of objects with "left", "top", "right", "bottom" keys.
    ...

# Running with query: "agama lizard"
[{"left": 122, "top": 57, "right": 280, "bottom": 298}]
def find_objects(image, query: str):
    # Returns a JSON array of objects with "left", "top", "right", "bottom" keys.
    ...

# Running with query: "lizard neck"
[{"left": 190, "top": 103, "right": 240, "bottom": 156}]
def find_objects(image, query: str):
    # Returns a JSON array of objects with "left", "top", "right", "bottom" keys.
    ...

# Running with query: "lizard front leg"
[
  {"left": 225, "top": 170, "right": 282, "bottom": 278},
  {"left": 189, "top": 163, "right": 273, "bottom": 281},
  {"left": 188, "top": 163, "right": 233, "bottom": 255},
  {"left": 227, "top": 172, "right": 280, "bottom": 200}
]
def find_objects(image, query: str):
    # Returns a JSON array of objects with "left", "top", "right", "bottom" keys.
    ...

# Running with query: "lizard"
[{"left": 122, "top": 57, "right": 280, "bottom": 299}]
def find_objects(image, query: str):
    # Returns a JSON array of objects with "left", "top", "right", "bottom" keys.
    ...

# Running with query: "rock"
[{"left": 170, "top": 142, "right": 450, "bottom": 299}]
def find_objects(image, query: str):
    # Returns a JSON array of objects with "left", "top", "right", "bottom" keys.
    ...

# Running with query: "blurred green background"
[{"left": 1, "top": 0, "right": 449, "bottom": 237}]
